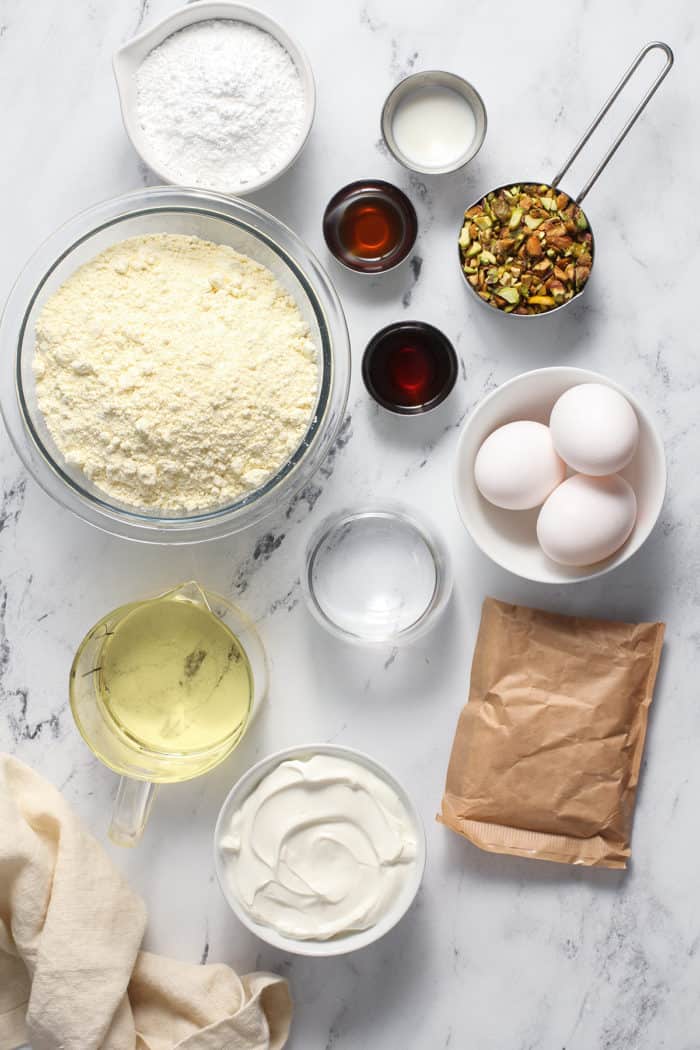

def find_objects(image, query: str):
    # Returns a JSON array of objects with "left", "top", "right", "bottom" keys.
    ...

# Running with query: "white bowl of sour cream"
[{"left": 214, "top": 744, "right": 426, "bottom": 956}]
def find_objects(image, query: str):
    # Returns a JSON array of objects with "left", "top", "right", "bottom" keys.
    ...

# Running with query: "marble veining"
[{"left": 1, "top": 0, "right": 699, "bottom": 1047}]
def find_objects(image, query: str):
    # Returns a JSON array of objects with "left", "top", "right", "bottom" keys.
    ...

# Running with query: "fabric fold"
[{"left": 0, "top": 755, "right": 291, "bottom": 1050}]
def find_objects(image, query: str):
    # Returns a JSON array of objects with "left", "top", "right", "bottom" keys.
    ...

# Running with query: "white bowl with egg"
[
  {"left": 454, "top": 367, "right": 666, "bottom": 584},
  {"left": 214, "top": 744, "right": 426, "bottom": 957},
  {"left": 113, "top": 1, "right": 316, "bottom": 196}
]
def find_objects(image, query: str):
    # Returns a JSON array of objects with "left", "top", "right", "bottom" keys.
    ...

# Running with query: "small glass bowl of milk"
[{"left": 381, "top": 71, "right": 487, "bottom": 175}]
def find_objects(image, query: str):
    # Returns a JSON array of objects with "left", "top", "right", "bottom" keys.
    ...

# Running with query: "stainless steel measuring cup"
[{"left": 458, "top": 41, "right": 674, "bottom": 317}]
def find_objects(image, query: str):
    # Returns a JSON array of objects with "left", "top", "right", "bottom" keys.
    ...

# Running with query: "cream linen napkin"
[{"left": 0, "top": 755, "right": 292, "bottom": 1050}]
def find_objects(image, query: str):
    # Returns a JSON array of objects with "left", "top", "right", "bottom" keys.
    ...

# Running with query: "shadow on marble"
[
  {"left": 464, "top": 284, "right": 602, "bottom": 369},
  {"left": 298, "top": 586, "right": 465, "bottom": 712},
  {"left": 247, "top": 127, "right": 327, "bottom": 227},
  {"left": 470, "top": 510, "right": 673, "bottom": 626},
  {"left": 362, "top": 379, "right": 466, "bottom": 455},
  {"left": 255, "top": 887, "right": 432, "bottom": 1046}
]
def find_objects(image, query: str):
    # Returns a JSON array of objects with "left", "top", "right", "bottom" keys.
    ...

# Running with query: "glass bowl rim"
[
  {"left": 302, "top": 502, "right": 452, "bottom": 644},
  {"left": 321, "top": 178, "right": 418, "bottom": 274},
  {"left": 361, "top": 319, "right": 458, "bottom": 415},
  {"left": 0, "top": 186, "right": 351, "bottom": 543}
]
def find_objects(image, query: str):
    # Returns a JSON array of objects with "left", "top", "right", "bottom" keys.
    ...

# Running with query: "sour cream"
[{"left": 219, "top": 753, "right": 418, "bottom": 941}]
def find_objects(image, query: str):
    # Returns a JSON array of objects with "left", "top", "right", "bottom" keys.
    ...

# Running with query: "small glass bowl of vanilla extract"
[
  {"left": 362, "top": 321, "right": 458, "bottom": 414},
  {"left": 323, "top": 180, "right": 418, "bottom": 274}
]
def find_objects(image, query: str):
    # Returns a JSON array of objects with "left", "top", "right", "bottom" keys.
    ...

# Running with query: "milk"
[{"left": 391, "top": 85, "right": 476, "bottom": 169}]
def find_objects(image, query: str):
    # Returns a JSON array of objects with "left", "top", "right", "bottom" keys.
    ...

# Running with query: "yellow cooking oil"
[{"left": 96, "top": 595, "right": 252, "bottom": 757}]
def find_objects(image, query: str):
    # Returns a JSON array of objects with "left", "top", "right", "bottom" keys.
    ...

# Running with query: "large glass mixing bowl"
[{"left": 0, "top": 187, "right": 350, "bottom": 543}]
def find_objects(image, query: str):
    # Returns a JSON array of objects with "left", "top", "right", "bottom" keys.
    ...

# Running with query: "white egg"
[
  {"left": 474, "top": 421, "right": 566, "bottom": 510},
  {"left": 549, "top": 383, "right": 639, "bottom": 476},
  {"left": 537, "top": 474, "right": 637, "bottom": 566}
]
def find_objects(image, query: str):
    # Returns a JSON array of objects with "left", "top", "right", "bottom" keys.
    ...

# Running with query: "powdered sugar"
[{"left": 135, "top": 20, "right": 306, "bottom": 193}]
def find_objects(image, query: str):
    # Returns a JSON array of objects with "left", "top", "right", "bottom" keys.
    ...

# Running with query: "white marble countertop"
[{"left": 1, "top": 1, "right": 698, "bottom": 1046}]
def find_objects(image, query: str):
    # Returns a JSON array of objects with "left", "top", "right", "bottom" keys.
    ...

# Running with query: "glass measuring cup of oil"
[{"left": 70, "top": 581, "right": 267, "bottom": 847}]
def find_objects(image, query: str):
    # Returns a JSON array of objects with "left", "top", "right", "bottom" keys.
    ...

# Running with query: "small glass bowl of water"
[{"left": 303, "top": 505, "right": 451, "bottom": 644}]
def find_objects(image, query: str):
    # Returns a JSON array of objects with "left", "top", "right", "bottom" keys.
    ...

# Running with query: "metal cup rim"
[{"left": 381, "top": 70, "right": 488, "bottom": 176}]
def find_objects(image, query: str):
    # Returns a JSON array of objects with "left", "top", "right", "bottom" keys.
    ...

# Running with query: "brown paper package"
[{"left": 439, "top": 598, "right": 665, "bottom": 869}]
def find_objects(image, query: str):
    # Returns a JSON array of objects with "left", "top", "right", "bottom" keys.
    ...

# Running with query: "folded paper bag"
[
  {"left": 439, "top": 598, "right": 665, "bottom": 869},
  {"left": 0, "top": 755, "right": 292, "bottom": 1050}
]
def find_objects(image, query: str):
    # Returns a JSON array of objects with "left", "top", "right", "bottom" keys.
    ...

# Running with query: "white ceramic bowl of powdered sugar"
[{"left": 113, "top": 2, "right": 316, "bottom": 196}]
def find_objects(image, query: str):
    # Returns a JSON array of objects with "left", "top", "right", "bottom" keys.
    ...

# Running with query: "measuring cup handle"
[
  {"left": 552, "top": 41, "right": 674, "bottom": 203},
  {"left": 109, "top": 777, "right": 158, "bottom": 847}
]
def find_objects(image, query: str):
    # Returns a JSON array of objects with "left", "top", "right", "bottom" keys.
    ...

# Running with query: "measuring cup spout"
[
  {"left": 164, "top": 580, "right": 212, "bottom": 610},
  {"left": 109, "top": 777, "right": 158, "bottom": 847}
]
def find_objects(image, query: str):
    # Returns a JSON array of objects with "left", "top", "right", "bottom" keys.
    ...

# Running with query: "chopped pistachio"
[
  {"left": 493, "top": 238, "right": 515, "bottom": 256},
  {"left": 524, "top": 214, "right": 544, "bottom": 230},
  {"left": 492, "top": 197, "right": 511, "bottom": 222},
  {"left": 458, "top": 183, "right": 593, "bottom": 313},
  {"left": 526, "top": 235, "right": 543, "bottom": 258},
  {"left": 495, "top": 286, "right": 520, "bottom": 304},
  {"left": 575, "top": 264, "right": 591, "bottom": 288},
  {"left": 547, "top": 233, "right": 573, "bottom": 252}
]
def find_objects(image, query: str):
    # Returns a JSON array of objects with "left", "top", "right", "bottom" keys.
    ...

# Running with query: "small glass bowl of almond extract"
[{"left": 362, "top": 321, "right": 458, "bottom": 414}]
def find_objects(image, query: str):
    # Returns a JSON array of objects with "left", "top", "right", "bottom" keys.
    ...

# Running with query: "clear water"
[{"left": 310, "top": 512, "right": 437, "bottom": 640}]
